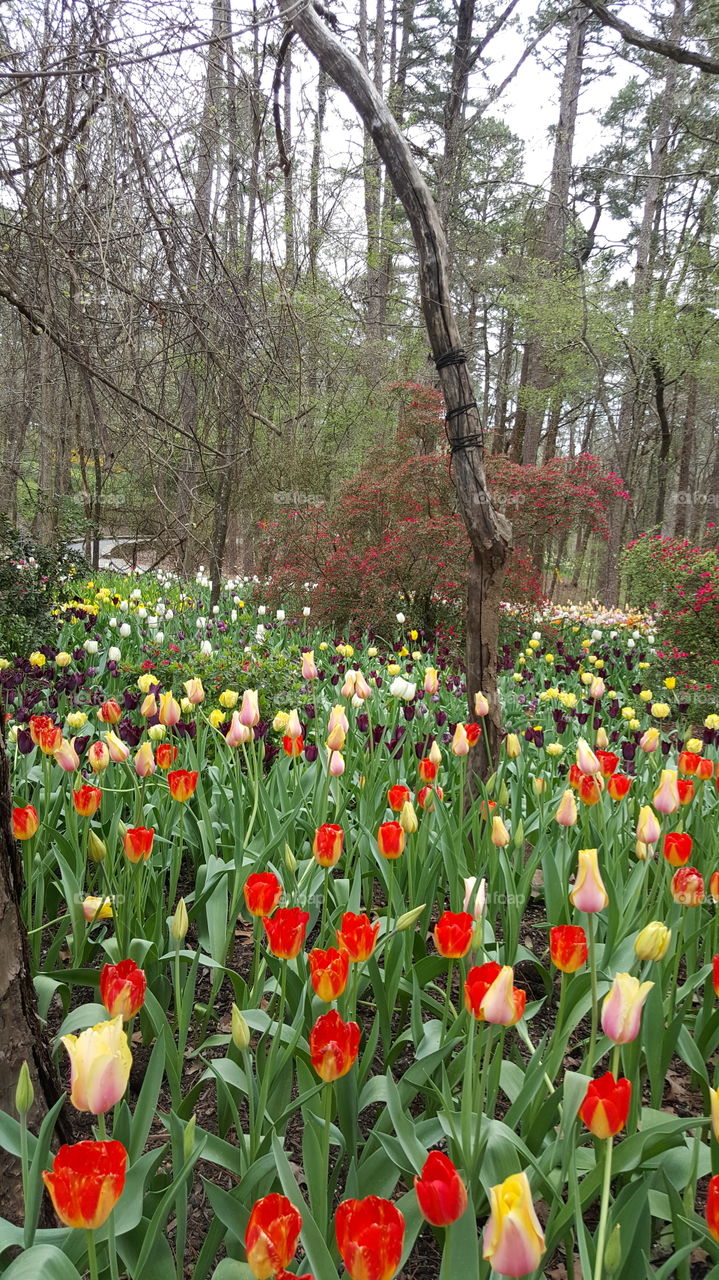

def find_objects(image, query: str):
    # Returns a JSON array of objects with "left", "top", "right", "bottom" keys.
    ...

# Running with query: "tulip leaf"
[
  {"left": 271, "top": 1133, "right": 342, "bottom": 1280},
  {"left": 210, "top": 1264, "right": 256, "bottom": 1280},
  {"left": 53, "top": 1002, "right": 108, "bottom": 1040},
  {"left": 26, "top": 1094, "right": 67, "bottom": 1247},
  {"left": 2, "top": 1245, "right": 82, "bottom": 1279}
]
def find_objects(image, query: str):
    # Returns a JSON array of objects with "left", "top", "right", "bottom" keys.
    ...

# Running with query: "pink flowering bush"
[{"left": 622, "top": 533, "right": 719, "bottom": 681}]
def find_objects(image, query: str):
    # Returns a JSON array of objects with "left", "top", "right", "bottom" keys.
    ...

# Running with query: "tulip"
[
  {"left": 549, "top": 924, "right": 588, "bottom": 972},
  {"left": 505, "top": 733, "right": 521, "bottom": 759},
  {"left": 104, "top": 731, "right": 130, "bottom": 763},
  {"left": 388, "top": 784, "right": 411, "bottom": 812},
  {"left": 677, "top": 778, "right": 695, "bottom": 805},
  {"left": 706, "top": 1175, "right": 719, "bottom": 1242},
  {"left": 123, "top": 826, "right": 154, "bottom": 863},
  {"left": 231, "top": 1004, "right": 251, "bottom": 1051},
  {"left": 239, "top": 689, "right": 260, "bottom": 726},
  {"left": 309, "top": 946, "right": 350, "bottom": 1001},
  {"left": 475, "top": 690, "right": 490, "bottom": 716},
  {"left": 595, "top": 750, "right": 619, "bottom": 777},
  {"left": 415, "top": 1151, "right": 468, "bottom": 1226},
  {"left": 577, "top": 772, "right": 603, "bottom": 806},
  {"left": 301, "top": 650, "right": 318, "bottom": 680},
  {"left": 336, "top": 912, "right": 380, "bottom": 962},
  {"left": 62, "top": 1016, "right": 132, "bottom": 1113},
  {"left": 245, "top": 1193, "right": 302, "bottom": 1279},
  {"left": 88, "top": 741, "right": 110, "bottom": 774},
  {"left": 54, "top": 737, "right": 81, "bottom": 772},
  {"left": 671, "top": 865, "right": 704, "bottom": 906},
  {"left": 464, "top": 962, "right": 526, "bottom": 1026},
  {"left": 226, "top": 710, "right": 253, "bottom": 746},
  {"left": 634, "top": 921, "right": 671, "bottom": 962},
  {"left": 98, "top": 699, "right": 122, "bottom": 725},
  {"left": 639, "top": 727, "right": 660, "bottom": 753},
  {"left": 12, "top": 804, "right": 39, "bottom": 840},
  {"left": 601, "top": 972, "right": 654, "bottom": 1044},
  {"left": 82, "top": 896, "right": 114, "bottom": 923},
  {"left": 711, "top": 1088, "right": 719, "bottom": 1143},
  {"left": 636, "top": 805, "right": 661, "bottom": 846},
  {"left": 42, "top": 1140, "right": 127, "bottom": 1230},
  {"left": 134, "top": 742, "right": 155, "bottom": 778},
  {"left": 678, "top": 750, "right": 701, "bottom": 775},
  {"left": 424, "top": 667, "right": 439, "bottom": 695},
  {"left": 491, "top": 814, "right": 510, "bottom": 847},
  {"left": 697, "top": 757, "right": 715, "bottom": 781},
  {"left": 140, "top": 693, "right": 158, "bottom": 719},
  {"left": 183, "top": 677, "right": 205, "bottom": 705},
  {"left": 589, "top": 676, "right": 605, "bottom": 699},
  {"left": 389, "top": 675, "right": 416, "bottom": 700},
  {"left": 451, "top": 723, "right": 469, "bottom": 755},
  {"left": 483, "top": 1171, "right": 545, "bottom": 1278},
  {"left": 36, "top": 722, "right": 63, "bottom": 754},
  {"left": 419, "top": 756, "right": 438, "bottom": 783},
  {"left": 326, "top": 722, "right": 346, "bottom": 751},
  {"left": 100, "top": 960, "right": 147, "bottom": 1020},
  {"left": 158, "top": 691, "right": 181, "bottom": 726},
  {"left": 168, "top": 769, "right": 199, "bottom": 802},
  {"left": 555, "top": 789, "right": 578, "bottom": 827},
  {"left": 595, "top": 726, "right": 609, "bottom": 748},
  {"left": 576, "top": 738, "right": 601, "bottom": 775},
  {"left": 569, "top": 849, "right": 608, "bottom": 913},
  {"left": 313, "top": 823, "right": 344, "bottom": 867},
  {"left": 67, "top": 711, "right": 88, "bottom": 731},
  {"left": 329, "top": 749, "right": 345, "bottom": 776},
  {"left": 171, "top": 898, "right": 189, "bottom": 942},
  {"left": 579, "top": 1073, "right": 631, "bottom": 1139},
  {"left": 429, "top": 739, "right": 442, "bottom": 766},
  {"left": 710, "top": 870, "right": 719, "bottom": 902},
  {"left": 418, "top": 784, "right": 443, "bottom": 810},
  {"left": 55, "top": 651, "right": 72, "bottom": 667},
  {"left": 463, "top": 876, "right": 487, "bottom": 923},
  {"left": 336, "top": 1196, "right": 404, "bottom": 1280},
  {"left": 219, "top": 689, "right": 239, "bottom": 710},
  {"left": 653, "top": 769, "right": 680, "bottom": 815},
  {"left": 263, "top": 907, "right": 310, "bottom": 958},
  {"left": 434, "top": 910, "right": 474, "bottom": 958},
  {"left": 663, "top": 831, "right": 692, "bottom": 867},
  {"left": 607, "top": 773, "right": 631, "bottom": 800},
  {"left": 354, "top": 669, "right": 372, "bottom": 700},
  {"left": 156, "top": 742, "right": 178, "bottom": 769},
  {"left": 309, "top": 1008, "right": 361, "bottom": 1081},
  {"left": 341, "top": 670, "right": 357, "bottom": 699},
  {"left": 377, "top": 820, "right": 405, "bottom": 859},
  {"left": 244, "top": 871, "right": 283, "bottom": 917},
  {"left": 72, "top": 785, "right": 102, "bottom": 818}
]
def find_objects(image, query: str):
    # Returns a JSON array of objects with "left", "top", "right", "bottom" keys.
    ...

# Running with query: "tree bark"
[
  {"left": 0, "top": 729, "right": 70, "bottom": 1224},
  {"left": 277, "top": 0, "right": 511, "bottom": 771}
]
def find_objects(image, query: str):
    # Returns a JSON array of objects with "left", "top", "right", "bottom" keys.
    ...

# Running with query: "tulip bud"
[
  {"left": 491, "top": 815, "right": 510, "bottom": 847},
  {"left": 87, "top": 831, "right": 107, "bottom": 864},
  {"left": 171, "top": 898, "right": 189, "bottom": 942},
  {"left": 474, "top": 690, "right": 489, "bottom": 716},
  {"left": 329, "top": 750, "right": 345, "bottom": 776},
  {"left": 634, "top": 921, "right": 671, "bottom": 962},
  {"left": 636, "top": 805, "right": 661, "bottom": 846},
  {"left": 231, "top": 1003, "right": 251, "bottom": 1051},
  {"left": 400, "top": 800, "right": 418, "bottom": 834},
  {"left": 396, "top": 903, "right": 426, "bottom": 931},
  {"left": 604, "top": 1225, "right": 622, "bottom": 1276},
  {"left": 15, "top": 1061, "right": 34, "bottom": 1116},
  {"left": 555, "top": 789, "right": 578, "bottom": 827},
  {"left": 576, "top": 738, "right": 601, "bottom": 775},
  {"left": 596, "top": 727, "right": 609, "bottom": 748},
  {"left": 284, "top": 843, "right": 298, "bottom": 872},
  {"left": 497, "top": 781, "right": 510, "bottom": 807},
  {"left": 505, "top": 734, "right": 521, "bottom": 759},
  {"left": 429, "top": 740, "right": 442, "bottom": 766},
  {"left": 710, "top": 1086, "right": 719, "bottom": 1142}
]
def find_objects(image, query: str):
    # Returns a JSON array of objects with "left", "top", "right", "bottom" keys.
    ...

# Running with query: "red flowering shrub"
[
  {"left": 261, "top": 386, "right": 628, "bottom": 632},
  {"left": 622, "top": 533, "right": 719, "bottom": 671}
]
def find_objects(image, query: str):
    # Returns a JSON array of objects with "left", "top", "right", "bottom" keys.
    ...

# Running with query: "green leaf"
[
  {"left": 210, "top": 1264, "right": 256, "bottom": 1280},
  {"left": 2, "top": 1245, "right": 82, "bottom": 1279},
  {"left": 271, "top": 1134, "right": 339, "bottom": 1280}
]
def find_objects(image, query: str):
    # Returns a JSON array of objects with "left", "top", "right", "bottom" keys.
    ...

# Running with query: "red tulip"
[
  {"left": 713, "top": 955, "right": 719, "bottom": 998},
  {"left": 312, "top": 823, "right": 344, "bottom": 867},
  {"left": 42, "top": 1140, "right": 127, "bottom": 1229},
  {"left": 336, "top": 912, "right": 380, "bottom": 962},
  {"left": 595, "top": 750, "right": 619, "bottom": 777},
  {"left": 709, "top": 871, "right": 719, "bottom": 902},
  {"left": 156, "top": 743, "right": 178, "bottom": 770},
  {"left": 464, "top": 962, "right": 526, "bottom": 1026},
  {"left": 607, "top": 773, "right": 632, "bottom": 801},
  {"left": 434, "top": 910, "right": 474, "bottom": 959},
  {"left": 245, "top": 1192, "right": 302, "bottom": 1278},
  {"left": 579, "top": 1072, "right": 631, "bottom": 1138},
  {"left": 696, "top": 757, "right": 714, "bottom": 781},
  {"left": 377, "top": 821, "right": 405, "bottom": 859},
  {"left": 577, "top": 773, "right": 603, "bottom": 806},
  {"left": 167, "top": 769, "right": 198, "bottom": 802},
  {"left": 414, "top": 1151, "right": 468, "bottom": 1226},
  {"left": 100, "top": 960, "right": 147, "bottom": 1020},
  {"left": 12, "top": 804, "right": 39, "bottom": 840},
  {"left": 98, "top": 699, "right": 123, "bottom": 724},
  {"left": 387, "top": 784, "right": 411, "bottom": 812},
  {"left": 309, "top": 1009, "right": 360, "bottom": 1081},
  {"left": 418, "top": 757, "right": 438, "bottom": 783},
  {"left": 263, "top": 907, "right": 310, "bottom": 959},
  {"left": 72, "top": 785, "right": 102, "bottom": 818},
  {"left": 336, "top": 1195, "right": 405, "bottom": 1280},
  {"left": 549, "top": 924, "right": 588, "bottom": 973},
  {"left": 417, "top": 785, "right": 443, "bottom": 810},
  {"left": 244, "top": 871, "right": 282, "bottom": 917},
  {"left": 678, "top": 750, "right": 701, "bottom": 775},
  {"left": 465, "top": 722, "right": 481, "bottom": 747},
  {"left": 677, "top": 778, "right": 695, "bottom": 805},
  {"left": 29, "top": 713, "right": 54, "bottom": 745},
  {"left": 663, "top": 831, "right": 693, "bottom": 867},
  {"left": 309, "top": 946, "right": 349, "bottom": 1001},
  {"left": 707, "top": 1175, "right": 719, "bottom": 1243},
  {"left": 122, "top": 827, "right": 154, "bottom": 863},
  {"left": 670, "top": 866, "right": 704, "bottom": 906},
  {"left": 282, "top": 734, "right": 304, "bottom": 756},
  {"left": 30, "top": 715, "right": 63, "bottom": 755}
]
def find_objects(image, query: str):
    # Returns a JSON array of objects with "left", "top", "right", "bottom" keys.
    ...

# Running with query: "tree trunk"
[
  {"left": 0, "top": 730, "right": 70, "bottom": 1223},
  {"left": 277, "top": 0, "right": 512, "bottom": 773},
  {"left": 672, "top": 375, "right": 696, "bottom": 537}
]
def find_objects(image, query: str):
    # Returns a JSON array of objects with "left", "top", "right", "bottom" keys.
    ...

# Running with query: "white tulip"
[
  {"left": 119, "top": 623, "right": 131, "bottom": 638},
  {"left": 108, "top": 646, "right": 121, "bottom": 662},
  {"left": 84, "top": 639, "right": 99, "bottom": 655}
]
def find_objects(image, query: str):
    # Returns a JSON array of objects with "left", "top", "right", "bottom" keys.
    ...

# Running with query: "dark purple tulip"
[
  {"left": 577, "top": 713, "right": 588, "bottom": 725},
  {"left": 175, "top": 720, "right": 197, "bottom": 739},
  {"left": 608, "top": 700, "right": 620, "bottom": 719},
  {"left": 254, "top": 721, "right": 269, "bottom": 740},
  {"left": 403, "top": 705, "right": 415, "bottom": 721},
  {"left": 124, "top": 691, "right": 140, "bottom": 710},
  {"left": 304, "top": 703, "right": 316, "bottom": 719},
  {"left": 304, "top": 744, "right": 319, "bottom": 762},
  {"left": 621, "top": 741, "right": 636, "bottom": 761},
  {"left": 436, "top": 710, "right": 447, "bottom": 727},
  {"left": 17, "top": 729, "right": 33, "bottom": 754},
  {"left": 74, "top": 736, "right": 90, "bottom": 756},
  {"left": 357, "top": 713, "right": 369, "bottom": 733},
  {"left": 119, "top": 722, "right": 143, "bottom": 747},
  {"left": 331, "top": 675, "right": 339, "bottom": 686},
  {"left": 372, "top": 725, "right": 384, "bottom": 747}
]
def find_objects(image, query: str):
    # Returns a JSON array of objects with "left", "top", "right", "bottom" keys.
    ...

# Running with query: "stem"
[
  {"left": 319, "top": 1082, "right": 334, "bottom": 1233},
  {"left": 593, "top": 1137, "right": 614, "bottom": 1280},
  {"left": 321, "top": 867, "right": 330, "bottom": 945},
  {"left": 86, "top": 1230, "right": 100, "bottom": 1280},
  {"left": 440, "top": 960, "right": 454, "bottom": 1043},
  {"left": 669, "top": 910, "right": 686, "bottom": 1023},
  {"left": 97, "top": 1114, "right": 121, "bottom": 1280},
  {"left": 20, "top": 1113, "right": 31, "bottom": 1248},
  {"left": 585, "top": 913, "right": 599, "bottom": 1072}
]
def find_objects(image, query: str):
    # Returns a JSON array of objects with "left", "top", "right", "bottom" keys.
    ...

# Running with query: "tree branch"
[{"left": 583, "top": 0, "right": 719, "bottom": 75}]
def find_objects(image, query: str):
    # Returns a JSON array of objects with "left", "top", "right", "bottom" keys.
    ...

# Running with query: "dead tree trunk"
[
  {"left": 277, "top": 0, "right": 511, "bottom": 772},
  {"left": 0, "top": 729, "right": 70, "bottom": 1224}
]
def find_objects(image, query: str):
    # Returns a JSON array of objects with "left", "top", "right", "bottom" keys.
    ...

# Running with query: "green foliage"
[{"left": 0, "top": 517, "right": 90, "bottom": 657}]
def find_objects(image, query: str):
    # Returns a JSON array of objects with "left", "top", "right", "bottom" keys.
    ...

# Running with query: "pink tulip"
[
  {"left": 103, "top": 731, "right": 130, "bottom": 763},
  {"left": 452, "top": 723, "right": 469, "bottom": 756},
  {"left": 54, "top": 738, "right": 80, "bottom": 772},
  {"left": 226, "top": 710, "right": 253, "bottom": 746},
  {"left": 158, "top": 692, "right": 181, "bottom": 727},
  {"left": 639, "top": 727, "right": 660, "bottom": 753},
  {"left": 653, "top": 770, "right": 680, "bottom": 816},
  {"left": 329, "top": 750, "right": 345, "bottom": 777},
  {"left": 239, "top": 689, "right": 260, "bottom": 727},
  {"left": 555, "top": 789, "right": 578, "bottom": 827},
  {"left": 301, "top": 650, "right": 318, "bottom": 680},
  {"left": 576, "top": 738, "right": 601, "bottom": 775},
  {"left": 354, "top": 670, "right": 372, "bottom": 700},
  {"left": 569, "top": 849, "right": 608, "bottom": 913},
  {"left": 601, "top": 972, "right": 654, "bottom": 1044},
  {"left": 636, "top": 806, "right": 661, "bottom": 845},
  {"left": 134, "top": 742, "right": 155, "bottom": 778},
  {"left": 140, "top": 693, "right": 158, "bottom": 718}
]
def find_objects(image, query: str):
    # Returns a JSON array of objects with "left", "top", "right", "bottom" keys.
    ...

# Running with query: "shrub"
[{"left": 0, "top": 516, "right": 91, "bottom": 657}]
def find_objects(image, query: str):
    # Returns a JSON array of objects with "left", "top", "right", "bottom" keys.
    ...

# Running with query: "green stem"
[
  {"left": 86, "top": 1230, "right": 100, "bottom": 1280},
  {"left": 319, "top": 1082, "right": 334, "bottom": 1234},
  {"left": 669, "top": 910, "right": 686, "bottom": 1024},
  {"left": 440, "top": 960, "right": 455, "bottom": 1044},
  {"left": 20, "top": 1114, "right": 31, "bottom": 1248},
  {"left": 593, "top": 1137, "right": 614, "bottom": 1280},
  {"left": 585, "top": 913, "right": 599, "bottom": 1072},
  {"left": 97, "top": 1114, "right": 120, "bottom": 1280}
]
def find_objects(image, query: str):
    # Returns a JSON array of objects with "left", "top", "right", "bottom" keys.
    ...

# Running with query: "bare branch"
[{"left": 583, "top": 0, "right": 719, "bottom": 75}]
